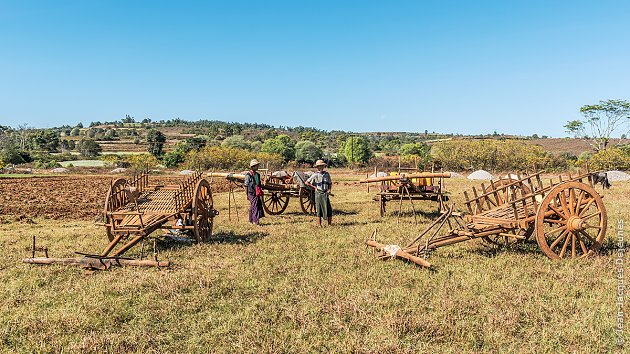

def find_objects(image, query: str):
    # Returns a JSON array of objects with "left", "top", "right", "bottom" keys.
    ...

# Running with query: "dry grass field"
[{"left": 0, "top": 171, "right": 627, "bottom": 352}]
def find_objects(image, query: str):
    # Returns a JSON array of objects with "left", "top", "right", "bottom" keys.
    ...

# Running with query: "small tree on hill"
[
  {"left": 261, "top": 134, "right": 295, "bottom": 162},
  {"left": 565, "top": 99, "right": 630, "bottom": 151},
  {"left": 77, "top": 139, "right": 102, "bottom": 158},
  {"left": 295, "top": 140, "right": 322, "bottom": 164},
  {"left": 342, "top": 136, "right": 371, "bottom": 164},
  {"left": 146, "top": 129, "right": 166, "bottom": 157}
]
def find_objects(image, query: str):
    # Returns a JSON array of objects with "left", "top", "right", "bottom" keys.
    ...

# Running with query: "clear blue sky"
[{"left": 1, "top": 0, "right": 628, "bottom": 136}]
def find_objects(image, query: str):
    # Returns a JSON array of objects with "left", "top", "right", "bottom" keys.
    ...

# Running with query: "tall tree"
[
  {"left": 342, "top": 136, "right": 371, "bottom": 164},
  {"left": 295, "top": 140, "right": 322, "bottom": 164},
  {"left": 261, "top": 134, "right": 295, "bottom": 161},
  {"left": 146, "top": 129, "right": 167, "bottom": 157},
  {"left": 565, "top": 99, "right": 630, "bottom": 151}
]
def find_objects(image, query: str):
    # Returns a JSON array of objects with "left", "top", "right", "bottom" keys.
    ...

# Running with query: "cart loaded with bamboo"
[
  {"left": 24, "top": 171, "right": 218, "bottom": 269},
  {"left": 366, "top": 170, "right": 608, "bottom": 268}
]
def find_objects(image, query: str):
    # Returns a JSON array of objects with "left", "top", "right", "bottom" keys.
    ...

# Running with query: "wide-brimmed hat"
[
  {"left": 314, "top": 159, "right": 327, "bottom": 168},
  {"left": 249, "top": 159, "right": 260, "bottom": 167}
]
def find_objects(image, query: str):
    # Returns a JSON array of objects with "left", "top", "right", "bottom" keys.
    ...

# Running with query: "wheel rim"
[
  {"left": 299, "top": 187, "right": 316, "bottom": 215},
  {"left": 103, "top": 178, "right": 127, "bottom": 241},
  {"left": 193, "top": 179, "right": 214, "bottom": 243},
  {"left": 535, "top": 182, "right": 607, "bottom": 259},
  {"left": 262, "top": 191, "right": 290, "bottom": 215}
]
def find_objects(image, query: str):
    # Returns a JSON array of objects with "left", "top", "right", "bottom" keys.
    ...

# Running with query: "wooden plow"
[
  {"left": 366, "top": 170, "right": 608, "bottom": 267},
  {"left": 208, "top": 171, "right": 317, "bottom": 217},
  {"left": 360, "top": 171, "right": 451, "bottom": 223},
  {"left": 24, "top": 171, "right": 218, "bottom": 270}
]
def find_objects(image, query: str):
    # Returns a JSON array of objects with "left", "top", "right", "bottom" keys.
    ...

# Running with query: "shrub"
[
  {"left": 586, "top": 148, "right": 630, "bottom": 170},
  {"left": 184, "top": 146, "right": 283, "bottom": 171},
  {"left": 431, "top": 139, "right": 551, "bottom": 171},
  {"left": 124, "top": 153, "right": 160, "bottom": 171}
]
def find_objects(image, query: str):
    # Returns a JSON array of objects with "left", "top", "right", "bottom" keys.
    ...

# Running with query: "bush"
[
  {"left": 184, "top": 146, "right": 283, "bottom": 171},
  {"left": 431, "top": 139, "right": 552, "bottom": 171},
  {"left": 586, "top": 148, "right": 630, "bottom": 170},
  {"left": 124, "top": 153, "right": 160, "bottom": 171},
  {"left": 162, "top": 150, "right": 185, "bottom": 168},
  {"left": 34, "top": 160, "right": 61, "bottom": 169}
]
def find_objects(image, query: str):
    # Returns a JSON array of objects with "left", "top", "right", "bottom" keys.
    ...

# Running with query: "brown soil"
[{"left": 0, "top": 175, "right": 230, "bottom": 221}]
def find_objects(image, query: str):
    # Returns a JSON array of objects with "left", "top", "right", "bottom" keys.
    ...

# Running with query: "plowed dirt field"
[{"left": 0, "top": 175, "right": 230, "bottom": 221}]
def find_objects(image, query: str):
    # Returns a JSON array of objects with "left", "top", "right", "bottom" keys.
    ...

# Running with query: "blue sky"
[{"left": 1, "top": 0, "right": 628, "bottom": 136}]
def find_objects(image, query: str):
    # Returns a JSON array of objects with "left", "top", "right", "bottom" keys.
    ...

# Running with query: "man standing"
[{"left": 305, "top": 160, "right": 333, "bottom": 226}]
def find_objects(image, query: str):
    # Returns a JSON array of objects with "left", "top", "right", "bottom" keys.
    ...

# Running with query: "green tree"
[
  {"left": 295, "top": 140, "right": 322, "bottom": 164},
  {"left": 399, "top": 142, "right": 431, "bottom": 166},
  {"left": 565, "top": 99, "right": 630, "bottom": 151},
  {"left": 261, "top": 134, "right": 295, "bottom": 161},
  {"left": 77, "top": 139, "right": 102, "bottom": 158},
  {"left": 32, "top": 129, "right": 60, "bottom": 152},
  {"left": 70, "top": 127, "right": 80, "bottom": 136},
  {"left": 146, "top": 129, "right": 167, "bottom": 157},
  {"left": 342, "top": 136, "right": 371, "bottom": 164},
  {"left": 221, "top": 135, "right": 251, "bottom": 150},
  {"left": 162, "top": 150, "right": 185, "bottom": 168}
]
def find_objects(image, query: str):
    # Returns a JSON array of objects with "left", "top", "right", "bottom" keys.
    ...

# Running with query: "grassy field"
[
  {"left": 58, "top": 160, "right": 106, "bottom": 167},
  {"left": 0, "top": 173, "right": 627, "bottom": 352}
]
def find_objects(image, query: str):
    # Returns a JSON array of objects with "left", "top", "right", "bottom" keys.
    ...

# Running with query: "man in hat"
[
  {"left": 305, "top": 160, "right": 333, "bottom": 226},
  {"left": 244, "top": 159, "right": 265, "bottom": 225}
]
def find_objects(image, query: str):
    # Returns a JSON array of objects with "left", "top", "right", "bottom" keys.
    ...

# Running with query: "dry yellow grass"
[{"left": 0, "top": 172, "right": 627, "bottom": 352}]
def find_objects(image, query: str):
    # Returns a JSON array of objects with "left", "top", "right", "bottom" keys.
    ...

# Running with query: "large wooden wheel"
[
  {"left": 103, "top": 178, "right": 127, "bottom": 241},
  {"left": 193, "top": 179, "right": 215, "bottom": 243},
  {"left": 535, "top": 181, "right": 607, "bottom": 259},
  {"left": 262, "top": 177, "right": 290, "bottom": 215},
  {"left": 299, "top": 187, "right": 316, "bottom": 215}
]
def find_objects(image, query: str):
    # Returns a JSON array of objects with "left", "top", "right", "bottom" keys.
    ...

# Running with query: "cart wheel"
[
  {"left": 535, "top": 181, "right": 607, "bottom": 259},
  {"left": 299, "top": 187, "right": 316, "bottom": 215},
  {"left": 482, "top": 225, "right": 534, "bottom": 247},
  {"left": 193, "top": 179, "right": 215, "bottom": 243},
  {"left": 263, "top": 191, "right": 290, "bottom": 215},
  {"left": 103, "top": 178, "right": 127, "bottom": 241}
]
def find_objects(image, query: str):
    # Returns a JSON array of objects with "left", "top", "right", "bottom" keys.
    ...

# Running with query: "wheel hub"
[{"left": 567, "top": 216, "right": 587, "bottom": 232}]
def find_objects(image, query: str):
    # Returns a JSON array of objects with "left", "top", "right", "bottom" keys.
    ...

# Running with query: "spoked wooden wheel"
[
  {"left": 535, "top": 182, "right": 607, "bottom": 259},
  {"left": 482, "top": 225, "right": 534, "bottom": 247},
  {"left": 299, "top": 187, "right": 316, "bottom": 215},
  {"left": 262, "top": 176, "right": 290, "bottom": 215},
  {"left": 193, "top": 179, "right": 215, "bottom": 243},
  {"left": 103, "top": 178, "right": 127, "bottom": 241}
]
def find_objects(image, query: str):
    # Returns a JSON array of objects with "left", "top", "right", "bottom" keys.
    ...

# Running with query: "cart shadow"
[
  {"left": 470, "top": 240, "right": 541, "bottom": 258},
  {"left": 386, "top": 210, "right": 442, "bottom": 218},
  {"left": 208, "top": 230, "right": 268, "bottom": 245},
  {"left": 158, "top": 231, "right": 267, "bottom": 249}
]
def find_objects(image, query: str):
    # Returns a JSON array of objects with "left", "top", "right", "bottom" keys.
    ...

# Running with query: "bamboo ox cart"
[
  {"left": 360, "top": 172, "right": 451, "bottom": 221},
  {"left": 24, "top": 171, "right": 218, "bottom": 270},
  {"left": 366, "top": 170, "right": 608, "bottom": 268},
  {"left": 208, "top": 171, "right": 317, "bottom": 216}
]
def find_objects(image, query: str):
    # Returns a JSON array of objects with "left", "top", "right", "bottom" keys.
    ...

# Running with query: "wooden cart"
[
  {"left": 360, "top": 171, "right": 451, "bottom": 220},
  {"left": 209, "top": 171, "right": 316, "bottom": 215},
  {"left": 367, "top": 170, "right": 608, "bottom": 267},
  {"left": 24, "top": 171, "right": 218, "bottom": 269}
]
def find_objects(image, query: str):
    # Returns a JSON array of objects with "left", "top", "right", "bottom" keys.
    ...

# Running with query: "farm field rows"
[
  {"left": 0, "top": 174, "right": 231, "bottom": 221},
  {"left": 0, "top": 171, "right": 627, "bottom": 352}
]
